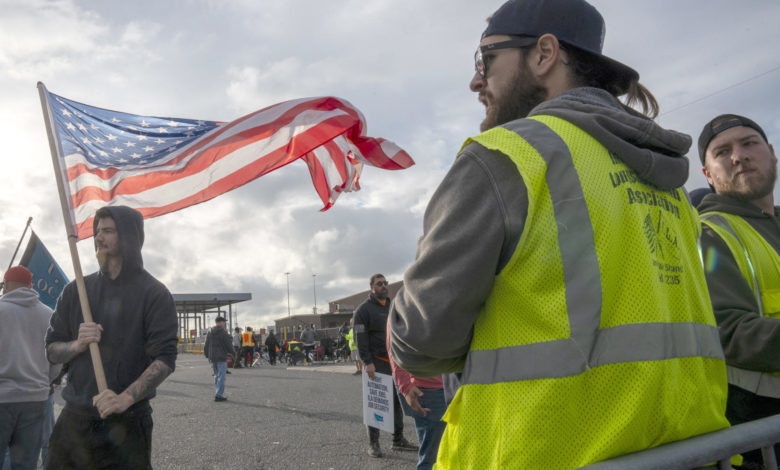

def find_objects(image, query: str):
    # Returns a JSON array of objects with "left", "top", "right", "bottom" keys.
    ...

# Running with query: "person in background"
[
  {"left": 241, "top": 327, "right": 255, "bottom": 368},
  {"left": 387, "top": 328, "right": 446, "bottom": 470},
  {"left": 697, "top": 114, "right": 780, "bottom": 469},
  {"left": 0, "top": 266, "right": 61, "bottom": 470},
  {"left": 204, "top": 316, "right": 233, "bottom": 402},
  {"left": 346, "top": 320, "right": 362, "bottom": 376},
  {"left": 301, "top": 324, "right": 316, "bottom": 364},
  {"left": 354, "top": 273, "right": 417, "bottom": 458},
  {"left": 232, "top": 327, "right": 243, "bottom": 368},
  {"left": 264, "top": 330, "right": 279, "bottom": 366},
  {"left": 252, "top": 329, "right": 263, "bottom": 365}
]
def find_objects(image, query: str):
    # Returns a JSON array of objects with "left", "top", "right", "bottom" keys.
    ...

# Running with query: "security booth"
[{"left": 174, "top": 293, "right": 252, "bottom": 353}]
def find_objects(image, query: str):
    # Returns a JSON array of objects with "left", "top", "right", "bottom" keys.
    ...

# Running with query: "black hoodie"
[
  {"left": 353, "top": 293, "right": 391, "bottom": 370},
  {"left": 46, "top": 206, "right": 178, "bottom": 415}
]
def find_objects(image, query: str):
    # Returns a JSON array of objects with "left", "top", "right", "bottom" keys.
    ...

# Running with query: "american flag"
[{"left": 41, "top": 87, "right": 414, "bottom": 240}]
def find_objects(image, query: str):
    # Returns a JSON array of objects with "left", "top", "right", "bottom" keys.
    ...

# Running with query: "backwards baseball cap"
[
  {"left": 483, "top": 0, "right": 639, "bottom": 95},
  {"left": 698, "top": 114, "right": 769, "bottom": 165},
  {"left": 3, "top": 266, "right": 32, "bottom": 284}
]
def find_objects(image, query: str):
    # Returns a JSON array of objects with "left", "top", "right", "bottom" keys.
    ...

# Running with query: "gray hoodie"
[
  {"left": 0, "top": 286, "right": 60, "bottom": 402},
  {"left": 389, "top": 87, "right": 693, "bottom": 377}
]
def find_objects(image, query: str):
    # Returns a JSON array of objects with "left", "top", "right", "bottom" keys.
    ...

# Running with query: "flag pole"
[
  {"left": 4, "top": 217, "right": 33, "bottom": 271},
  {"left": 37, "top": 82, "right": 108, "bottom": 393},
  {"left": 1, "top": 216, "right": 33, "bottom": 291}
]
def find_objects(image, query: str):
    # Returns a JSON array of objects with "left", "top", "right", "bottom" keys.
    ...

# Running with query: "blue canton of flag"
[{"left": 48, "top": 93, "right": 219, "bottom": 168}]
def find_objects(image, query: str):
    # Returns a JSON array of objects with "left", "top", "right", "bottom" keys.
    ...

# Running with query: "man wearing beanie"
[
  {"left": 45, "top": 206, "right": 178, "bottom": 469},
  {"left": 389, "top": 0, "right": 731, "bottom": 467},
  {"left": 0, "top": 266, "right": 60, "bottom": 470},
  {"left": 697, "top": 114, "right": 780, "bottom": 469}
]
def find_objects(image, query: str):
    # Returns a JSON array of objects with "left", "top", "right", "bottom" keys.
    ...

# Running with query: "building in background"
[{"left": 274, "top": 281, "right": 403, "bottom": 341}]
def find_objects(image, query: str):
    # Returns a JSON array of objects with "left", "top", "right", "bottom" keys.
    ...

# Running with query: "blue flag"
[{"left": 19, "top": 232, "right": 69, "bottom": 309}]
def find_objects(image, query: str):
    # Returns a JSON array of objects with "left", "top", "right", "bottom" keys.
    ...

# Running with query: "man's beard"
[
  {"left": 480, "top": 66, "right": 547, "bottom": 132},
  {"left": 718, "top": 165, "right": 777, "bottom": 204},
  {"left": 96, "top": 251, "right": 109, "bottom": 271},
  {"left": 96, "top": 250, "right": 120, "bottom": 272}
]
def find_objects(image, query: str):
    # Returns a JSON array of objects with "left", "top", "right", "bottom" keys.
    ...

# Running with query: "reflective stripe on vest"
[
  {"left": 461, "top": 118, "right": 724, "bottom": 386},
  {"left": 465, "top": 322, "right": 723, "bottom": 384},
  {"left": 701, "top": 212, "right": 780, "bottom": 399},
  {"left": 242, "top": 332, "right": 254, "bottom": 347}
]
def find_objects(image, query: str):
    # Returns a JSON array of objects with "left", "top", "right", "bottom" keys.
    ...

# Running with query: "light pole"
[
  {"left": 312, "top": 273, "right": 317, "bottom": 314},
  {"left": 285, "top": 272, "right": 291, "bottom": 317}
]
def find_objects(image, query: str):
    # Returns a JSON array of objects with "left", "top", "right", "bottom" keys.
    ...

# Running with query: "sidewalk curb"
[{"left": 285, "top": 364, "right": 358, "bottom": 374}]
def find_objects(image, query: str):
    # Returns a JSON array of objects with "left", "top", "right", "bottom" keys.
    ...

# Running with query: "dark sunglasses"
[
  {"left": 474, "top": 36, "right": 538, "bottom": 78},
  {"left": 374, "top": 281, "right": 388, "bottom": 286}
]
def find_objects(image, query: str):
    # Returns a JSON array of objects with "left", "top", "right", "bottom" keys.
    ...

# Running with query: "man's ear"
[
  {"left": 701, "top": 165, "right": 714, "bottom": 187},
  {"left": 529, "top": 33, "right": 561, "bottom": 77}
]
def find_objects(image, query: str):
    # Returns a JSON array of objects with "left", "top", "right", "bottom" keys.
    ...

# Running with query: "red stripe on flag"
[{"left": 69, "top": 114, "right": 361, "bottom": 206}]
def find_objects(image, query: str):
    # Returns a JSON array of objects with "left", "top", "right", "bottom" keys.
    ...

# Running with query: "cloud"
[
  {"left": 0, "top": 0, "right": 103, "bottom": 79},
  {"left": 0, "top": 1, "right": 165, "bottom": 83},
  {"left": 3, "top": 0, "right": 780, "bottom": 332}
]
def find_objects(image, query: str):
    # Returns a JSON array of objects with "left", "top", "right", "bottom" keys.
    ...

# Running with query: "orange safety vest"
[{"left": 241, "top": 332, "right": 255, "bottom": 347}]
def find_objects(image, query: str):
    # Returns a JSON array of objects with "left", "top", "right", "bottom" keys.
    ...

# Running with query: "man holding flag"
[
  {"left": 45, "top": 206, "right": 178, "bottom": 469},
  {"left": 34, "top": 79, "right": 414, "bottom": 469}
]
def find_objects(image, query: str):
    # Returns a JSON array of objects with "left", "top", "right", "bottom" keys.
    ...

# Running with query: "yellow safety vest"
[
  {"left": 242, "top": 332, "right": 255, "bottom": 347},
  {"left": 435, "top": 116, "right": 730, "bottom": 470},
  {"left": 701, "top": 211, "right": 780, "bottom": 398}
]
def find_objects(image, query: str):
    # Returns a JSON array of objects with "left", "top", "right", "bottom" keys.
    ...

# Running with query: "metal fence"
[
  {"left": 179, "top": 342, "right": 204, "bottom": 354},
  {"left": 582, "top": 413, "right": 780, "bottom": 470},
  {"left": 178, "top": 327, "right": 347, "bottom": 358}
]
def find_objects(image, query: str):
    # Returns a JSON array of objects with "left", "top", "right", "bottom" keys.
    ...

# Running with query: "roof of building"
[{"left": 173, "top": 293, "right": 252, "bottom": 313}]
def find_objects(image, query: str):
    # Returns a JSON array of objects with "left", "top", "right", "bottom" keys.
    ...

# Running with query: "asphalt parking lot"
[{"left": 53, "top": 354, "right": 418, "bottom": 469}]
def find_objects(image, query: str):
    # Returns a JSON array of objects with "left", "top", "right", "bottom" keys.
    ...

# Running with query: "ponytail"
[
  {"left": 623, "top": 81, "right": 659, "bottom": 119},
  {"left": 561, "top": 44, "right": 659, "bottom": 119}
]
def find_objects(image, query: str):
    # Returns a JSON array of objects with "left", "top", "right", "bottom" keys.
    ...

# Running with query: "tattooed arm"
[
  {"left": 46, "top": 341, "right": 83, "bottom": 364},
  {"left": 92, "top": 359, "right": 172, "bottom": 418},
  {"left": 47, "top": 322, "right": 104, "bottom": 364}
]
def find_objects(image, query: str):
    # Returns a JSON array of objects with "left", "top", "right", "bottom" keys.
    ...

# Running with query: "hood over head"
[
  {"left": 529, "top": 87, "right": 691, "bottom": 190},
  {"left": 93, "top": 205, "right": 145, "bottom": 278}
]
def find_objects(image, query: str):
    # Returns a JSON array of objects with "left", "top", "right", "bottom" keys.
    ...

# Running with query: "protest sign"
[{"left": 362, "top": 371, "right": 395, "bottom": 433}]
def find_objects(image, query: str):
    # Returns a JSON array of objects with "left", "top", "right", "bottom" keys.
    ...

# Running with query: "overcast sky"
[{"left": 1, "top": 0, "right": 779, "bottom": 332}]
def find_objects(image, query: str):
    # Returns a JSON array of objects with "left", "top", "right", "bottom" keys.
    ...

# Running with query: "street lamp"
[
  {"left": 285, "top": 272, "right": 291, "bottom": 317},
  {"left": 312, "top": 273, "right": 317, "bottom": 314}
]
